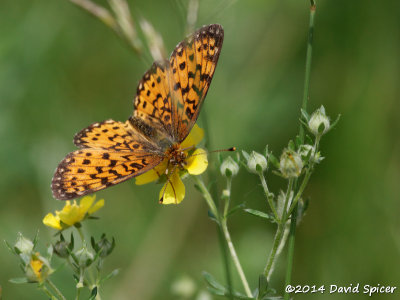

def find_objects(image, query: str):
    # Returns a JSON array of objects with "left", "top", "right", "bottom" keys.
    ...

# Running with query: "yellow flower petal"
[
  {"left": 43, "top": 213, "right": 62, "bottom": 230},
  {"left": 58, "top": 201, "right": 83, "bottom": 226},
  {"left": 30, "top": 258, "right": 44, "bottom": 280},
  {"left": 79, "top": 195, "right": 96, "bottom": 215},
  {"left": 88, "top": 198, "right": 104, "bottom": 214},
  {"left": 135, "top": 159, "right": 168, "bottom": 185},
  {"left": 159, "top": 171, "right": 185, "bottom": 205},
  {"left": 185, "top": 148, "right": 208, "bottom": 175},
  {"left": 181, "top": 124, "right": 204, "bottom": 149}
]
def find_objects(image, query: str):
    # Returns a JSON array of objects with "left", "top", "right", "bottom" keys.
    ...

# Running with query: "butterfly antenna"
[{"left": 188, "top": 147, "right": 236, "bottom": 157}]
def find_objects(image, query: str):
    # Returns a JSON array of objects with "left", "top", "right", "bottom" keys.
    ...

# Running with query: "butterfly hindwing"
[{"left": 52, "top": 149, "right": 163, "bottom": 200}]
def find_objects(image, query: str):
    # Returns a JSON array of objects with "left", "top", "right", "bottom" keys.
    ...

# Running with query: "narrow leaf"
[{"left": 244, "top": 209, "right": 274, "bottom": 221}]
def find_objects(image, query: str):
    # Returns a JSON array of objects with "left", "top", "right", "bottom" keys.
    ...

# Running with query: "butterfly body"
[{"left": 52, "top": 24, "right": 224, "bottom": 200}]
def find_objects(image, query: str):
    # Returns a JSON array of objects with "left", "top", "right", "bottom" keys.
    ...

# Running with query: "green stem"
[
  {"left": 284, "top": 2, "right": 316, "bottom": 299},
  {"left": 222, "top": 176, "right": 252, "bottom": 297},
  {"left": 220, "top": 220, "right": 253, "bottom": 297},
  {"left": 40, "top": 284, "right": 57, "bottom": 300},
  {"left": 194, "top": 176, "right": 252, "bottom": 298},
  {"left": 223, "top": 177, "right": 232, "bottom": 218},
  {"left": 263, "top": 223, "right": 285, "bottom": 280},
  {"left": 258, "top": 172, "right": 279, "bottom": 220},
  {"left": 46, "top": 279, "right": 67, "bottom": 300},
  {"left": 283, "top": 204, "right": 297, "bottom": 300},
  {"left": 264, "top": 179, "right": 293, "bottom": 279},
  {"left": 193, "top": 176, "right": 233, "bottom": 299},
  {"left": 299, "top": 1, "right": 316, "bottom": 143},
  {"left": 193, "top": 176, "right": 218, "bottom": 218}
]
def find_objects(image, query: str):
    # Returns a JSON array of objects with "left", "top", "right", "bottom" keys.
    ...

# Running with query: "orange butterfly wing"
[
  {"left": 134, "top": 24, "right": 224, "bottom": 143},
  {"left": 170, "top": 24, "right": 224, "bottom": 142},
  {"left": 52, "top": 120, "right": 163, "bottom": 200}
]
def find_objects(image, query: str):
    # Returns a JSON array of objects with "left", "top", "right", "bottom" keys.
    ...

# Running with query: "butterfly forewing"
[
  {"left": 134, "top": 62, "right": 176, "bottom": 141},
  {"left": 169, "top": 24, "right": 224, "bottom": 142}
]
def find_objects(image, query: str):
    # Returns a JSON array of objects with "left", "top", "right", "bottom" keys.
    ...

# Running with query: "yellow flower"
[
  {"left": 26, "top": 252, "right": 52, "bottom": 283},
  {"left": 135, "top": 124, "right": 208, "bottom": 205},
  {"left": 43, "top": 195, "right": 104, "bottom": 230}
]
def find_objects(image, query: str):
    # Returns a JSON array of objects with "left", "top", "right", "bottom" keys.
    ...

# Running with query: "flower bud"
[
  {"left": 171, "top": 276, "right": 196, "bottom": 298},
  {"left": 91, "top": 234, "right": 115, "bottom": 258},
  {"left": 247, "top": 151, "right": 268, "bottom": 173},
  {"left": 279, "top": 149, "right": 303, "bottom": 178},
  {"left": 53, "top": 240, "right": 72, "bottom": 258},
  {"left": 298, "top": 144, "right": 314, "bottom": 158},
  {"left": 14, "top": 233, "right": 34, "bottom": 255},
  {"left": 75, "top": 247, "right": 94, "bottom": 267},
  {"left": 220, "top": 156, "right": 239, "bottom": 177},
  {"left": 298, "top": 144, "right": 323, "bottom": 164},
  {"left": 308, "top": 105, "right": 330, "bottom": 136},
  {"left": 25, "top": 253, "right": 52, "bottom": 283}
]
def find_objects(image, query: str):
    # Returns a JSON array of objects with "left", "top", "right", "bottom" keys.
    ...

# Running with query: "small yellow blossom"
[
  {"left": 26, "top": 252, "right": 52, "bottom": 283},
  {"left": 136, "top": 124, "right": 208, "bottom": 205},
  {"left": 43, "top": 195, "right": 104, "bottom": 230}
]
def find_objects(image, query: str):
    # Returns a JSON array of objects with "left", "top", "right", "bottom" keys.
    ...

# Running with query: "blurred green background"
[{"left": 1, "top": 0, "right": 399, "bottom": 299}]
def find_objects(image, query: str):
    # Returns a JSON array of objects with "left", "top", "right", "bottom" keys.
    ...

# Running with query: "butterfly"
[{"left": 52, "top": 24, "right": 224, "bottom": 201}]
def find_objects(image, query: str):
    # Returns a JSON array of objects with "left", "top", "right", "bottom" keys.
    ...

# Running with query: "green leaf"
[
  {"left": 328, "top": 113, "right": 341, "bottom": 131},
  {"left": 4, "top": 240, "right": 16, "bottom": 255},
  {"left": 33, "top": 230, "right": 39, "bottom": 248},
  {"left": 9, "top": 277, "right": 29, "bottom": 284},
  {"left": 241, "top": 150, "right": 250, "bottom": 161},
  {"left": 301, "top": 108, "right": 310, "bottom": 121},
  {"left": 264, "top": 145, "right": 269, "bottom": 158},
  {"left": 69, "top": 233, "right": 74, "bottom": 252},
  {"left": 299, "top": 118, "right": 308, "bottom": 129},
  {"left": 268, "top": 153, "right": 280, "bottom": 169},
  {"left": 227, "top": 202, "right": 246, "bottom": 217},
  {"left": 87, "top": 286, "right": 98, "bottom": 300},
  {"left": 295, "top": 135, "right": 302, "bottom": 148},
  {"left": 317, "top": 122, "right": 326, "bottom": 133},
  {"left": 202, "top": 271, "right": 225, "bottom": 292},
  {"left": 288, "top": 140, "right": 295, "bottom": 151},
  {"left": 100, "top": 269, "right": 120, "bottom": 285},
  {"left": 305, "top": 134, "right": 313, "bottom": 145},
  {"left": 243, "top": 209, "right": 274, "bottom": 221}
]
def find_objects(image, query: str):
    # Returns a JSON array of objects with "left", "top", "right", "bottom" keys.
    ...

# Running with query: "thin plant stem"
[
  {"left": 264, "top": 179, "right": 293, "bottom": 279},
  {"left": 284, "top": 2, "right": 316, "bottom": 299},
  {"left": 299, "top": 1, "right": 316, "bottom": 143},
  {"left": 194, "top": 176, "right": 252, "bottom": 298},
  {"left": 193, "top": 176, "right": 218, "bottom": 217},
  {"left": 193, "top": 176, "right": 233, "bottom": 299},
  {"left": 223, "top": 177, "right": 232, "bottom": 218},
  {"left": 68, "top": 0, "right": 143, "bottom": 56},
  {"left": 258, "top": 172, "right": 279, "bottom": 220},
  {"left": 220, "top": 220, "right": 253, "bottom": 297},
  {"left": 40, "top": 285, "right": 58, "bottom": 300},
  {"left": 46, "top": 279, "right": 67, "bottom": 300},
  {"left": 222, "top": 176, "right": 252, "bottom": 297},
  {"left": 283, "top": 204, "right": 297, "bottom": 298}
]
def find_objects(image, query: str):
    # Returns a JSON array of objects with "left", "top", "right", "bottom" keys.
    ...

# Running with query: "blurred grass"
[{"left": 0, "top": 0, "right": 399, "bottom": 299}]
